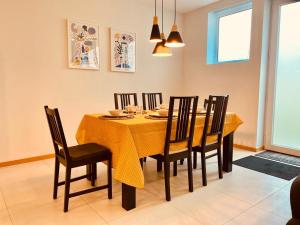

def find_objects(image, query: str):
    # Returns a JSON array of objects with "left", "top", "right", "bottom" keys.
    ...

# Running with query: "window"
[{"left": 207, "top": 2, "right": 253, "bottom": 64}]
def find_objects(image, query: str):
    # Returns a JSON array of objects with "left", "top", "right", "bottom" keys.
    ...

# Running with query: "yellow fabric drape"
[{"left": 76, "top": 113, "right": 243, "bottom": 188}]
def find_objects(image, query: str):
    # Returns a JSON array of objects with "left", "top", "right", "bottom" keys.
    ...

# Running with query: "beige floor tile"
[
  {"left": 255, "top": 183, "right": 292, "bottom": 221},
  {"left": 0, "top": 191, "right": 7, "bottom": 211},
  {"left": 0, "top": 161, "right": 52, "bottom": 186},
  {"left": 41, "top": 158, "right": 55, "bottom": 168},
  {"left": 170, "top": 187, "right": 251, "bottom": 225},
  {"left": 9, "top": 197, "right": 107, "bottom": 225},
  {"left": 1, "top": 174, "right": 54, "bottom": 207},
  {"left": 87, "top": 188, "right": 161, "bottom": 223},
  {"left": 207, "top": 165, "right": 288, "bottom": 204},
  {"left": 232, "top": 148, "right": 256, "bottom": 160},
  {"left": 224, "top": 206, "right": 288, "bottom": 225},
  {"left": 0, "top": 149, "right": 293, "bottom": 225},
  {"left": 108, "top": 203, "right": 202, "bottom": 225},
  {"left": 0, "top": 209, "right": 13, "bottom": 225}
]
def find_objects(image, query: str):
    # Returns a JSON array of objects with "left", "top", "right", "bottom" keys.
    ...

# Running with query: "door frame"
[{"left": 265, "top": 0, "right": 300, "bottom": 156}]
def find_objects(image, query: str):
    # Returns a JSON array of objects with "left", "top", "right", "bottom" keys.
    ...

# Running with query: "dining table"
[{"left": 76, "top": 112, "right": 243, "bottom": 210}]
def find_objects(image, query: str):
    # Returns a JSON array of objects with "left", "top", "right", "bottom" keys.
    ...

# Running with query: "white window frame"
[{"left": 207, "top": 1, "right": 253, "bottom": 64}]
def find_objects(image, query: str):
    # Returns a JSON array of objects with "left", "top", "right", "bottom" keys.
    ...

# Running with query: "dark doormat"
[{"left": 233, "top": 156, "right": 300, "bottom": 180}]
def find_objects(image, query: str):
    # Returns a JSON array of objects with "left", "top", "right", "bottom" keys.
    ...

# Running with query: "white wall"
[
  {"left": 0, "top": 0, "right": 184, "bottom": 162},
  {"left": 182, "top": 0, "right": 270, "bottom": 148}
]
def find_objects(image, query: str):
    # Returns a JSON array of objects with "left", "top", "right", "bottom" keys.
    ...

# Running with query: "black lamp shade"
[
  {"left": 166, "top": 24, "right": 185, "bottom": 48},
  {"left": 152, "top": 33, "right": 172, "bottom": 57},
  {"left": 150, "top": 16, "right": 162, "bottom": 43}
]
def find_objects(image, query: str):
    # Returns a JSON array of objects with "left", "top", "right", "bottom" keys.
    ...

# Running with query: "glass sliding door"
[{"left": 266, "top": 0, "right": 300, "bottom": 156}]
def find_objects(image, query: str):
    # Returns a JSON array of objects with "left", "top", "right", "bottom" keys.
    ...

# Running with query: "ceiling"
[{"left": 140, "top": 0, "right": 220, "bottom": 14}]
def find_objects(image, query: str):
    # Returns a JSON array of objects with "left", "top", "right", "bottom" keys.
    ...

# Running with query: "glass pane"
[
  {"left": 218, "top": 9, "right": 252, "bottom": 62},
  {"left": 272, "top": 2, "right": 300, "bottom": 150}
]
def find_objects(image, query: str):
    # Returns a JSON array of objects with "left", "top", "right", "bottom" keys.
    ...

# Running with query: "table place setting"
[
  {"left": 99, "top": 103, "right": 177, "bottom": 120},
  {"left": 99, "top": 109, "right": 135, "bottom": 120},
  {"left": 145, "top": 109, "right": 177, "bottom": 120}
]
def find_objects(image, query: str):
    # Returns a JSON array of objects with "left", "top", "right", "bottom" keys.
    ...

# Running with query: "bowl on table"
[
  {"left": 126, "top": 105, "right": 137, "bottom": 113},
  {"left": 109, "top": 109, "right": 123, "bottom": 116},
  {"left": 159, "top": 103, "right": 168, "bottom": 110},
  {"left": 157, "top": 109, "right": 169, "bottom": 117}
]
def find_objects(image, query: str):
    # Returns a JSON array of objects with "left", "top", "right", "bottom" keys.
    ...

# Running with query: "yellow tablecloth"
[{"left": 76, "top": 113, "right": 243, "bottom": 188}]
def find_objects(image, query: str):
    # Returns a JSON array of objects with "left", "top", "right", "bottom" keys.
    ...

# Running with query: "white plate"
[
  {"left": 148, "top": 114, "right": 168, "bottom": 118},
  {"left": 103, "top": 114, "right": 130, "bottom": 118}
]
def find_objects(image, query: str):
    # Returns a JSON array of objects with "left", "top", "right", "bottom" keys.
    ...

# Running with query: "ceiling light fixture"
[
  {"left": 165, "top": 0, "right": 185, "bottom": 48},
  {"left": 152, "top": 0, "right": 172, "bottom": 57},
  {"left": 150, "top": 0, "right": 162, "bottom": 43}
]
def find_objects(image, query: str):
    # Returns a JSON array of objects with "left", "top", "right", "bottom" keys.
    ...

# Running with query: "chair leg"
[
  {"left": 164, "top": 161, "right": 171, "bottom": 201},
  {"left": 157, "top": 159, "right": 162, "bottom": 172},
  {"left": 201, "top": 151, "right": 207, "bottom": 186},
  {"left": 173, "top": 161, "right": 177, "bottom": 176},
  {"left": 64, "top": 166, "right": 71, "bottom": 212},
  {"left": 180, "top": 159, "right": 184, "bottom": 165},
  {"left": 108, "top": 157, "right": 112, "bottom": 199},
  {"left": 217, "top": 148, "right": 223, "bottom": 179},
  {"left": 187, "top": 153, "right": 193, "bottom": 192},
  {"left": 53, "top": 157, "right": 60, "bottom": 199},
  {"left": 193, "top": 151, "right": 197, "bottom": 169},
  {"left": 91, "top": 163, "right": 96, "bottom": 186}
]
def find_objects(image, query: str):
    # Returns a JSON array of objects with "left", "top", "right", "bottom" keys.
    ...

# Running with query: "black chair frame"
[
  {"left": 193, "top": 95, "right": 229, "bottom": 186},
  {"left": 150, "top": 96, "right": 198, "bottom": 201},
  {"left": 114, "top": 93, "right": 138, "bottom": 110},
  {"left": 44, "top": 106, "right": 112, "bottom": 212},
  {"left": 204, "top": 98, "right": 216, "bottom": 110},
  {"left": 142, "top": 92, "right": 163, "bottom": 110}
]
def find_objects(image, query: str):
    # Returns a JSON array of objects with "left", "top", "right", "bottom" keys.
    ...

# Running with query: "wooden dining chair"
[
  {"left": 44, "top": 106, "right": 112, "bottom": 212},
  {"left": 150, "top": 96, "right": 198, "bottom": 201},
  {"left": 141, "top": 92, "right": 163, "bottom": 163},
  {"left": 204, "top": 98, "right": 216, "bottom": 110},
  {"left": 114, "top": 93, "right": 138, "bottom": 110},
  {"left": 142, "top": 92, "right": 163, "bottom": 110},
  {"left": 192, "top": 95, "right": 229, "bottom": 186}
]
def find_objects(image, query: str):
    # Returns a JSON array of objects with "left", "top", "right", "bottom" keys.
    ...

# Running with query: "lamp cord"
[
  {"left": 162, "top": 0, "right": 164, "bottom": 32},
  {"left": 174, "top": 0, "right": 177, "bottom": 24}
]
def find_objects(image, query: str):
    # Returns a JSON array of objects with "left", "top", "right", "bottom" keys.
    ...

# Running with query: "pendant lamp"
[
  {"left": 152, "top": 0, "right": 172, "bottom": 57},
  {"left": 150, "top": 0, "right": 162, "bottom": 43},
  {"left": 165, "top": 0, "right": 185, "bottom": 48}
]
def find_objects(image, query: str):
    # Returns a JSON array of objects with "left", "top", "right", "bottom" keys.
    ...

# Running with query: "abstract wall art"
[
  {"left": 111, "top": 29, "right": 136, "bottom": 73},
  {"left": 68, "top": 19, "right": 100, "bottom": 70}
]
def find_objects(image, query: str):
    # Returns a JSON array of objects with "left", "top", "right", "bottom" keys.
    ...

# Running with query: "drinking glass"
[{"left": 136, "top": 106, "right": 143, "bottom": 117}]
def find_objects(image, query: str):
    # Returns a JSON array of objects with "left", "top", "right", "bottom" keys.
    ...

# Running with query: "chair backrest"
[
  {"left": 164, "top": 96, "right": 198, "bottom": 156},
  {"left": 201, "top": 95, "right": 229, "bottom": 147},
  {"left": 204, "top": 99, "right": 216, "bottom": 110},
  {"left": 44, "top": 106, "right": 70, "bottom": 160},
  {"left": 142, "top": 92, "right": 163, "bottom": 110},
  {"left": 114, "top": 93, "right": 138, "bottom": 110}
]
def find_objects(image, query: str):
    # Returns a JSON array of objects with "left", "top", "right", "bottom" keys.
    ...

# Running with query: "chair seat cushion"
[{"left": 60, "top": 143, "right": 110, "bottom": 162}]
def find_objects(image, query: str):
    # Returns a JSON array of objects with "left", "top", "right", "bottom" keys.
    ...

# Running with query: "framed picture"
[
  {"left": 67, "top": 19, "right": 100, "bottom": 70},
  {"left": 110, "top": 29, "right": 136, "bottom": 73}
]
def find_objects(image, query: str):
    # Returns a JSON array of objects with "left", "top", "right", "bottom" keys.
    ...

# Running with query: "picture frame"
[
  {"left": 67, "top": 19, "right": 100, "bottom": 70},
  {"left": 110, "top": 28, "right": 136, "bottom": 73}
]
